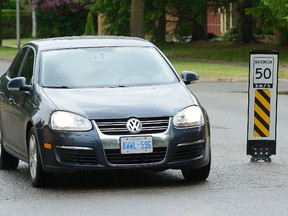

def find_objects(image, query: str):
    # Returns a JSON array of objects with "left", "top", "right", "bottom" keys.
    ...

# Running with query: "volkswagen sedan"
[{"left": 0, "top": 36, "right": 210, "bottom": 187}]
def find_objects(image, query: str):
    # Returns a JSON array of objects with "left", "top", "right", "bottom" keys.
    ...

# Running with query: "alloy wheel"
[{"left": 29, "top": 134, "right": 38, "bottom": 180}]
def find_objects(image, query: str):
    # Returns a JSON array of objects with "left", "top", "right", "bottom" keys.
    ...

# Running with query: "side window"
[
  {"left": 8, "top": 47, "right": 29, "bottom": 79},
  {"left": 20, "top": 49, "right": 35, "bottom": 84}
]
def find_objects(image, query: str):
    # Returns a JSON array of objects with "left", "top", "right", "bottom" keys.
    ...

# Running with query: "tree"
[
  {"left": 263, "top": 0, "right": 288, "bottom": 44},
  {"left": 0, "top": 0, "right": 3, "bottom": 46},
  {"left": 212, "top": 0, "right": 257, "bottom": 43},
  {"left": 130, "top": 0, "right": 145, "bottom": 38},
  {"left": 235, "top": 0, "right": 256, "bottom": 43},
  {"left": 35, "top": 0, "right": 92, "bottom": 37},
  {"left": 32, "top": 0, "right": 40, "bottom": 37},
  {"left": 166, "top": 0, "right": 208, "bottom": 41},
  {"left": 91, "top": 0, "right": 130, "bottom": 35},
  {"left": 84, "top": 11, "right": 95, "bottom": 35},
  {"left": 261, "top": 0, "right": 288, "bottom": 24},
  {"left": 145, "top": 1, "right": 167, "bottom": 42}
]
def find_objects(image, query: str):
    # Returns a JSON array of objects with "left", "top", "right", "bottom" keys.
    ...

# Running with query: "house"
[{"left": 207, "top": 3, "right": 235, "bottom": 36}]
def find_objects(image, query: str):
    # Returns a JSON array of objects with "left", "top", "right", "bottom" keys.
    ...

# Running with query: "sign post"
[{"left": 247, "top": 50, "right": 279, "bottom": 162}]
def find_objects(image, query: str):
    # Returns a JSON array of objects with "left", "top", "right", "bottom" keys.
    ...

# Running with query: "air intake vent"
[
  {"left": 105, "top": 147, "right": 166, "bottom": 164},
  {"left": 56, "top": 147, "right": 97, "bottom": 165}
]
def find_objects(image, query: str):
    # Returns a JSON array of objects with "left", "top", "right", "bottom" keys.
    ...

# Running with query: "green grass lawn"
[
  {"left": 161, "top": 41, "right": 288, "bottom": 79},
  {"left": 171, "top": 59, "right": 248, "bottom": 78},
  {"left": 171, "top": 59, "right": 288, "bottom": 79},
  {"left": 1, "top": 38, "right": 287, "bottom": 79},
  {"left": 158, "top": 40, "right": 288, "bottom": 64},
  {"left": 0, "top": 46, "right": 18, "bottom": 60}
]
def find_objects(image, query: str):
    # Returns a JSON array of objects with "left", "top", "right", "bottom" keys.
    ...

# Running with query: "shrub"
[
  {"left": 2, "top": 9, "right": 32, "bottom": 39},
  {"left": 84, "top": 12, "right": 95, "bottom": 35},
  {"left": 36, "top": 5, "right": 88, "bottom": 38},
  {"left": 220, "top": 27, "right": 237, "bottom": 41}
]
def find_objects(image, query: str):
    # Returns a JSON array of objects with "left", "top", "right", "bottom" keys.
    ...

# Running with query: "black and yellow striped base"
[{"left": 253, "top": 89, "right": 270, "bottom": 137}]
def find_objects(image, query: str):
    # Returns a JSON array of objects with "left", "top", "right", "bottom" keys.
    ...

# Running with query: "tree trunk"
[
  {"left": 32, "top": 5, "right": 37, "bottom": 37},
  {"left": 32, "top": 0, "right": 39, "bottom": 38},
  {"left": 0, "top": 0, "right": 3, "bottom": 46},
  {"left": 155, "top": 2, "right": 166, "bottom": 43},
  {"left": 130, "top": 0, "right": 145, "bottom": 38},
  {"left": 192, "top": 1, "right": 207, "bottom": 41},
  {"left": 236, "top": 0, "right": 255, "bottom": 43}
]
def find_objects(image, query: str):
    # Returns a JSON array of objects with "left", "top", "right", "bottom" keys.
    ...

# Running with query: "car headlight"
[
  {"left": 51, "top": 111, "right": 92, "bottom": 131},
  {"left": 173, "top": 106, "right": 204, "bottom": 127}
]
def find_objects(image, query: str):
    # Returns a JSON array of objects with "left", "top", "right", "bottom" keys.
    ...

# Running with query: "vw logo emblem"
[{"left": 126, "top": 118, "right": 142, "bottom": 133}]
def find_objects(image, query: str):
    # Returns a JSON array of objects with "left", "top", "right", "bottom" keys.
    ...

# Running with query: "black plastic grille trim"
[{"left": 105, "top": 147, "right": 166, "bottom": 164}]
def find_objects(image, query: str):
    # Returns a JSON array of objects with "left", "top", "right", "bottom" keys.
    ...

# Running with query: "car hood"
[{"left": 42, "top": 83, "right": 197, "bottom": 119}]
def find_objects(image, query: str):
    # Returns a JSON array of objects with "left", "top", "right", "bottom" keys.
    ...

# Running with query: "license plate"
[{"left": 120, "top": 136, "right": 153, "bottom": 154}]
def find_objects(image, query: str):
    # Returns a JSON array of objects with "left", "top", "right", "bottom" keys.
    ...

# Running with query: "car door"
[{"left": 0, "top": 46, "right": 35, "bottom": 158}]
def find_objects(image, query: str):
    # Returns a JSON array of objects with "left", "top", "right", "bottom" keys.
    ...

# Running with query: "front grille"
[
  {"left": 105, "top": 147, "right": 166, "bottom": 164},
  {"left": 56, "top": 147, "right": 98, "bottom": 165},
  {"left": 95, "top": 117, "right": 169, "bottom": 135},
  {"left": 173, "top": 143, "right": 205, "bottom": 161}
]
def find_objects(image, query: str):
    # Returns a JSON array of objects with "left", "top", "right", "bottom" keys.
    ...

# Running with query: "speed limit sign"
[{"left": 247, "top": 50, "right": 279, "bottom": 162}]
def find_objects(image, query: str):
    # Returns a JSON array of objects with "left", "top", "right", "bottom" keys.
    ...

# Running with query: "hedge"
[
  {"left": 2, "top": 9, "right": 32, "bottom": 39},
  {"left": 36, "top": 5, "right": 88, "bottom": 38}
]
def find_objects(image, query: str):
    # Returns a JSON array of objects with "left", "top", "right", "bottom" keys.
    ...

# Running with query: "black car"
[{"left": 0, "top": 36, "right": 210, "bottom": 187}]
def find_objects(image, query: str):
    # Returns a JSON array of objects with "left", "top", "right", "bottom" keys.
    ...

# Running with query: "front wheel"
[
  {"left": 181, "top": 162, "right": 211, "bottom": 182},
  {"left": 28, "top": 127, "right": 53, "bottom": 187}
]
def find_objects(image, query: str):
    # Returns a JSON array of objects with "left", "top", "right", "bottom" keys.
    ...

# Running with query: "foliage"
[
  {"left": 37, "top": 0, "right": 93, "bottom": 11},
  {"left": 3, "top": 0, "right": 17, "bottom": 9},
  {"left": 246, "top": 2, "right": 274, "bottom": 35},
  {"left": 247, "top": 0, "right": 288, "bottom": 44},
  {"left": 2, "top": 9, "right": 32, "bottom": 39},
  {"left": 144, "top": 1, "right": 167, "bottom": 42},
  {"left": 261, "top": 0, "right": 288, "bottom": 45},
  {"left": 36, "top": 4, "right": 87, "bottom": 37},
  {"left": 84, "top": 12, "right": 95, "bottom": 35},
  {"left": 167, "top": 0, "right": 207, "bottom": 40},
  {"left": 91, "top": 0, "right": 131, "bottom": 36},
  {"left": 220, "top": 27, "right": 237, "bottom": 41},
  {"left": 262, "top": 0, "right": 288, "bottom": 26},
  {"left": 91, "top": 0, "right": 208, "bottom": 41}
]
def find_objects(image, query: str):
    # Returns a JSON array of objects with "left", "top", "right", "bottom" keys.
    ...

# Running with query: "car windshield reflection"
[{"left": 40, "top": 47, "right": 178, "bottom": 88}]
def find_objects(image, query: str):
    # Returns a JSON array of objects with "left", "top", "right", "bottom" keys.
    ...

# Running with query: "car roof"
[{"left": 27, "top": 36, "right": 155, "bottom": 51}]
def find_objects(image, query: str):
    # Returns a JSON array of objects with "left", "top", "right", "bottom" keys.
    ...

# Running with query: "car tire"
[
  {"left": 28, "top": 127, "right": 54, "bottom": 188},
  {"left": 0, "top": 140, "right": 19, "bottom": 170},
  {"left": 181, "top": 161, "right": 211, "bottom": 182}
]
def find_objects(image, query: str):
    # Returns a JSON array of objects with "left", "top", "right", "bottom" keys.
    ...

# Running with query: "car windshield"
[{"left": 40, "top": 47, "right": 178, "bottom": 88}]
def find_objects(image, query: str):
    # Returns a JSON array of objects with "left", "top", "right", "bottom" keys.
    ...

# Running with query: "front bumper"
[{"left": 37, "top": 118, "right": 210, "bottom": 173}]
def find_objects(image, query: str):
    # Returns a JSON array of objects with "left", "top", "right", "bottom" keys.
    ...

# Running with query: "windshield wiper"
[
  {"left": 107, "top": 85, "right": 126, "bottom": 88},
  {"left": 43, "top": 86, "right": 70, "bottom": 89}
]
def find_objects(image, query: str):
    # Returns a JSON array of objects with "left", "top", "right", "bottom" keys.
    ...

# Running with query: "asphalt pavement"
[{"left": 0, "top": 60, "right": 10, "bottom": 75}]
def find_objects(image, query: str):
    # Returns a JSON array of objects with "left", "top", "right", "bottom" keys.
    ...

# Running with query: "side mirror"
[
  {"left": 181, "top": 71, "right": 199, "bottom": 84},
  {"left": 7, "top": 77, "right": 31, "bottom": 91}
]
